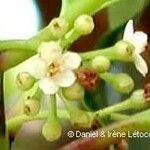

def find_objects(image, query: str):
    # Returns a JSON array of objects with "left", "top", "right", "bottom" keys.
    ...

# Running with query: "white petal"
[
  {"left": 54, "top": 70, "right": 76, "bottom": 87},
  {"left": 134, "top": 54, "right": 148, "bottom": 77},
  {"left": 39, "top": 78, "right": 59, "bottom": 94},
  {"left": 27, "top": 58, "right": 48, "bottom": 79},
  {"left": 63, "top": 52, "right": 81, "bottom": 69},
  {"left": 123, "top": 20, "right": 134, "bottom": 41},
  {"left": 38, "top": 41, "right": 62, "bottom": 65},
  {"left": 133, "top": 32, "right": 148, "bottom": 53}
]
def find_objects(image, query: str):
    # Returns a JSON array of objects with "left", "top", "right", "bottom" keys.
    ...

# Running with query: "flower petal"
[
  {"left": 39, "top": 78, "right": 59, "bottom": 94},
  {"left": 27, "top": 58, "right": 48, "bottom": 79},
  {"left": 123, "top": 20, "right": 134, "bottom": 41},
  {"left": 133, "top": 32, "right": 148, "bottom": 53},
  {"left": 134, "top": 54, "right": 148, "bottom": 77},
  {"left": 63, "top": 52, "right": 81, "bottom": 69},
  {"left": 54, "top": 70, "right": 76, "bottom": 87},
  {"left": 38, "top": 41, "right": 62, "bottom": 65}
]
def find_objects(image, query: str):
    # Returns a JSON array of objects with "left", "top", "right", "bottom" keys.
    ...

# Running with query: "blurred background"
[{"left": 0, "top": 0, "right": 150, "bottom": 149}]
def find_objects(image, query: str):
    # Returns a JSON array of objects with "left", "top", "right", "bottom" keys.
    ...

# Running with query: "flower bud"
[
  {"left": 129, "top": 90, "right": 148, "bottom": 109},
  {"left": 69, "top": 109, "right": 94, "bottom": 130},
  {"left": 114, "top": 74, "right": 134, "bottom": 94},
  {"left": 16, "top": 72, "right": 35, "bottom": 91},
  {"left": 92, "top": 56, "right": 110, "bottom": 73},
  {"left": 24, "top": 98, "right": 40, "bottom": 116},
  {"left": 101, "top": 73, "right": 134, "bottom": 94},
  {"left": 114, "top": 40, "right": 134, "bottom": 62},
  {"left": 130, "top": 90, "right": 144, "bottom": 101},
  {"left": 74, "top": 14, "right": 94, "bottom": 35},
  {"left": 49, "top": 17, "right": 69, "bottom": 38},
  {"left": 42, "top": 117, "right": 62, "bottom": 142},
  {"left": 62, "top": 82, "right": 84, "bottom": 101}
]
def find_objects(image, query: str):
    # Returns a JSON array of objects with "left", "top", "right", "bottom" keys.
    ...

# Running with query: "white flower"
[
  {"left": 28, "top": 41, "right": 81, "bottom": 95},
  {"left": 123, "top": 20, "right": 148, "bottom": 76}
]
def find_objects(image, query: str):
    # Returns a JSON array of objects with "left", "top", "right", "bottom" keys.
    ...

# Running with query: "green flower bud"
[
  {"left": 92, "top": 56, "right": 110, "bottom": 73},
  {"left": 49, "top": 17, "right": 69, "bottom": 38},
  {"left": 74, "top": 14, "right": 94, "bottom": 35},
  {"left": 130, "top": 90, "right": 144, "bottom": 100},
  {"left": 114, "top": 40, "right": 134, "bottom": 62},
  {"left": 42, "top": 117, "right": 62, "bottom": 142},
  {"left": 129, "top": 90, "right": 148, "bottom": 109},
  {"left": 24, "top": 98, "right": 40, "bottom": 116},
  {"left": 16, "top": 72, "right": 35, "bottom": 91},
  {"left": 69, "top": 107, "right": 94, "bottom": 130},
  {"left": 62, "top": 82, "right": 84, "bottom": 101},
  {"left": 101, "top": 73, "right": 134, "bottom": 94}
]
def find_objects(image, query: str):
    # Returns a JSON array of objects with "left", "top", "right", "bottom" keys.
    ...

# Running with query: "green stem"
[
  {"left": 49, "top": 95, "right": 57, "bottom": 118},
  {"left": 0, "top": 72, "right": 5, "bottom": 136},
  {"left": 95, "top": 96, "right": 149, "bottom": 118},
  {"left": 60, "top": 29, "right": 82, "bottom": 48},
  {"left": 95, "top": 100, "right": 131, "bottom": 118},
  {"left": 0, "top": 39, "right": 39, "bottom": 71},
  {"left": 6, "top": 110, "right": 69, "bottom": 133},
  {"left": 0, "top": 40, "right": 37, "bottom": 52},
  {"left": 80, "top": 40, "right": 134, "bottom": 63},
  {"left": 109, "top": 113, "right": 129, "bottom": 121},
  {"left": 80, "top": 46, "right": 116, "bottom": 61}
]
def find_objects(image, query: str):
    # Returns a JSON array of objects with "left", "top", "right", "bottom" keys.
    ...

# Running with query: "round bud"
[
  {"left": 74, "top": 14, "right": 94, "bottom": 35},
  {"left": 92, "top": 56, "right": 110, "bottom": 73},
  {"left": 114, "top": 40, "right": 134, "bottom": 62},
  {"left": 130, "top": 90, "right": 144, "bottom": 100},
  {"left": 24, "top": 98, "right": 40, "bottom": 116},
  {"left": 62, "top": 82, "right": 84, "bottom": 101},
  {"left": 129, "top": 90, "right": 148, "bottom": 109},
  {"left": 16, "top": 72, "right": 35, "bottom": 91},
  {"left": 113, "top": 74, "right": 134, "bottom": 94},
  {"left": 49, "top": 17, "right": 69, "bottom": 38},
  {"left": 70, "top": 109, "right": 94, "bottom": 130},
  {"left": 42, "top": 118, "right": 62, "bottom": 142}
]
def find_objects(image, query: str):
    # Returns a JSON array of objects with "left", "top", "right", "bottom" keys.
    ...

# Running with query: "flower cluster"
[{"left": 15, "top": 16, "right": 149, "bottom": 142}]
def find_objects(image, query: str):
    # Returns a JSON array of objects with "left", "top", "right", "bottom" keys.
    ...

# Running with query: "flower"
[
  {"left": 28, "top": 41, "right": 81, "bottom": 95},
  {"left": 123, "top": 20, "right": 148, "bottom": 77}
]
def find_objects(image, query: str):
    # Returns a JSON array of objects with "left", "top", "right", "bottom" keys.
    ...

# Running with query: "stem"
[
  {"left": 6, "top": 110, "right": 69, "bottom": 133},
  {"left": 60, "top": 29, "right": 82, "bottom": 48},
  {"left": 49, "top": 95, "right": 57, "bottom": 118},
  {"left": 0, "top": 40, "right": 37, "bottom": 52},
  {"left": 95, "top": 100, "right": 131, "bottom": 118},
  {"left": 0, "top": 39, "right": 40, "bottom": 71},
  {"left": 0, "top": 72, "right": 9, "bottom": 150},
  {"left": 0, "top": 72, "right": 5, "bottom": 136},
  {"left": 109, "top": 113, "right": 129, "bottom": 121},
  {"left": 80, "top": 46, "right": 115, "bottom": 61},
  {"left": 95, "top": 95, "right": 149, "bottom": 119}
]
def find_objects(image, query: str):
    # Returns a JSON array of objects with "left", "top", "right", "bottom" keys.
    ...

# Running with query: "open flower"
[
  {"left": 123, "top": 20, "right": 148, "bottom": 76},
  {"left": 28, "top": 41, "right": 81, "bottom": 94}
]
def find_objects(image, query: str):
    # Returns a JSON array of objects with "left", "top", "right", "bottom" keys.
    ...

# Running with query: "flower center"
[{"left": 47, "top": 59, "right": 64, "bottom": 76}]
